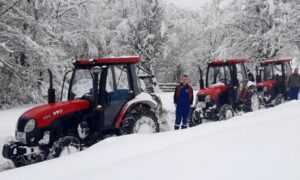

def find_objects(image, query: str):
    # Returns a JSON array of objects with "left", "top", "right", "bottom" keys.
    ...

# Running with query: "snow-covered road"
[{"left": 1, "top": 93, "right": 300, "bottom": 180}]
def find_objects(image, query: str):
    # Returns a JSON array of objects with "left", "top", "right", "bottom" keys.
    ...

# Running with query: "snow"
[
  {"left": 1, "top": 93, "right": 300, "bottom": 180},
  {"left": 0, "top": 105, "right": 34, "bottom": 169},
  {"left": 124, "top": 92, "right": 157, "bottom": 109}
]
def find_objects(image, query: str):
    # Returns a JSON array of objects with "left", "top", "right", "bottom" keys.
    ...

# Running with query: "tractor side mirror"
[
  {"left": 199, "top": 79, "right": 204, "bottom": 89},
  {"left": 47, "top": 69, "right": 56, "bottom": 104}
]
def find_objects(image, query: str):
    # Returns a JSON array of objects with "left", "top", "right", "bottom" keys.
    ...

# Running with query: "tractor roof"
[
  {"left": 74, "top": 56, "right": 141, "bottom": 66},
  {"left": 260, "top": 58, "right": 292, "bottom": 65},
  {"left": 208, "top": 58, "right": 247, "bottom": 65}
]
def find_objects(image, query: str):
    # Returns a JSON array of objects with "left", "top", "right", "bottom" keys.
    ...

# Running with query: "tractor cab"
[
  {"left": 190, "top": 58, "right": 259, "bottom": 126},
  {"left": 256, "top": 58, "right": 292, "bottom": 106},
  {"left": 204, "top": 59, "right": 250, "bottom": 104},
  {"left": 3, "top": 56, "right": 161, "bottom": 167},
  {"left": 58, "top": 57, "right": 141, "bottom": 132}
]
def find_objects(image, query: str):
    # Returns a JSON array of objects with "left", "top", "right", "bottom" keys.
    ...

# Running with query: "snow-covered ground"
[
  {"left": 0, "top": 105, "right": 35, "bottom": 170},
  {"left": 1, "top": 93, "right": 300, "bottom": 179}
]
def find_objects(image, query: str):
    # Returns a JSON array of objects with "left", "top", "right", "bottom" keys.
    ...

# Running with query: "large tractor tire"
[
  {"left": 245, "top": 90, "right": 260, "bottom": 112},
  {"left": 120, "top": 106, "right": 159, "bottom": 135},
  {"left": 275, "top": 94, "right": 285, "bottom": 105},
  {"left": 48, "top": 136, "right": 81, "bottom": 159},
  {"left": 189, "top": 108, "right": 203, "bottom": 127},
  {"left": 219, "top": 104, "right": 234, "bottom": 120}
]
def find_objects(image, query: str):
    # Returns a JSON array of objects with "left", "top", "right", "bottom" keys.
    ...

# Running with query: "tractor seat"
[{"left": 109, "top": 89, "right": 129, "bottom": 101}]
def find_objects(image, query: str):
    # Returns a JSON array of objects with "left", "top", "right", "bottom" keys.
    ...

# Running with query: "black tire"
[
  {"left": 13, "top": 161, "right": 24, "bottom": 168},
  {"left": 219, "top": 104, "right": 234, "bottom": 120},
  {"left": 275, "top": 94, "right": 285, "bottom": 105},
  {"left": 48, "top": 136, "right": 81, "bottom": 159},
  {"left": 11, "top": 157, "right": 27, "bottom": 168},
  {"left": 189, "top": 109, "right": 203, "bottom": 127},
  {"left": 244, "top": 90, "right": 260, "bottom": 112},
  {"left": 3, "top": 142, "right": 38, "bottom": 168},
  {"left": 120, "top": 106, "right": 159, "bottom": 135}
]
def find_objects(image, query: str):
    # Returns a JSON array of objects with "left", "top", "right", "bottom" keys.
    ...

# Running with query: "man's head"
[
  {"left": 180, "top": 75, "right": 189, "bottom": 85},
  {"left": 294, "top": 68, "right": 299, "bottom": 74}
]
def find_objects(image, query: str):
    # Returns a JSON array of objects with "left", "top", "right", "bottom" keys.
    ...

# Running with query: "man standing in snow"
[
  {"left": 288, "top": 68, "right": 300, "bottom": 100},
  {"left": 174, "top": 75, "right": 194, "bottom": 130}
]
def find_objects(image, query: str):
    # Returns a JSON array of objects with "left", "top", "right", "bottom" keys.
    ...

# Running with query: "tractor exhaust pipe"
[
  {"left": 47, "top": 69, "right": 56, "bottom": 104},
  {"left": 199, "top": 67, "right": 204, "bottom": 89}
]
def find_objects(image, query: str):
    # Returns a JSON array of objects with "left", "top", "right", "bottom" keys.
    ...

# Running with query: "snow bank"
[
  {"left": 0, "top": 105, "right": 34, "bottom": 169},
  {"left": 1, "top": 99, "right": 300, "bottom": 179}
]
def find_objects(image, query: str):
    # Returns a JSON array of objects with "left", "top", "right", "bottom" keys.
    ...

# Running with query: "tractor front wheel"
[
  {"left": 120, "top": 107, "right": 159, "bottom": 135},
  {"left": 189, "top": 109, "right": 203, "bottom": 127},
  {"left": 48, "top": 136, "right": 81, "bottom": 159}
]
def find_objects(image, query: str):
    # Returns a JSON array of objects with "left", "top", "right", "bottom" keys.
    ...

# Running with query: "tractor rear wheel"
[
  {"left": 245, "top": 90, "right": 260, "bottom": 112},
  {"left": 275, "top": 94, "right": 285, "bottom": 105},
  {"left": 120, "top": 107, "right": 159, "bottom": 135},
  {"left": 219, "top": 104, "right": 234, "bottom": 120}
]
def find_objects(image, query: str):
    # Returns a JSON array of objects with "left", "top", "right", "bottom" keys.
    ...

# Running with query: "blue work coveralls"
[{"left": 174, "top": 84, "right": 193, "bottom": 130}]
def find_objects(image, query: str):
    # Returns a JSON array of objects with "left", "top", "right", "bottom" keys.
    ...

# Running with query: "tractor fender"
[
  {"left": 241, "top": 81, "right": 257, "bottom": 100},
  {"left": 115, "top": 92, "right": 158, "bottom": 128}
]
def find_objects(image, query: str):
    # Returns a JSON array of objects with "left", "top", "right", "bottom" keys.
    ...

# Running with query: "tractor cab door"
[
  {"left": 284, "top": 62, "right": 292, "bottom": 81},
  {"left": 231, "top": 63, "right": 248, "bottom": 102},
  {"left": 68, "top": 68, "right": 101, "bottom": 133},
  {"left": 274, "top": 62, "right": 292, "bottom": 96},
  {"left": 102, "top": 65, "right": 135, "bottom": 129}
]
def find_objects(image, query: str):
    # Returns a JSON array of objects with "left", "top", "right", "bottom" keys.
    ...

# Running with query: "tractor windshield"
[
  {"left": 261, "top": 64, "right": 283, "bottom": 81},
  {"left": 69, "top": 69, "right": 94, "bottom": 99},
  {"left": 206, "top": 65, "right": 231, "bottom": 86},
  {"left": 262, "top": 65, "right": 273, "bottom": 80}
]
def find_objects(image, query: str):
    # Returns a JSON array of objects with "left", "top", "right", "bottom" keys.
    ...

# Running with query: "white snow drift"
[{"left": 0, "top": 94, "right": 300, "bottom": 180}]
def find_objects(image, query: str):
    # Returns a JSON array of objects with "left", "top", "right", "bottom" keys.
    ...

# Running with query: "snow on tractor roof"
[
  {"left": 74, "top": 56, "right": 141, "bottom": 66},
  {"left": 260, "top": 58, "right": 292, "bottom": 65},
  {"left": 208, "top": 58, "right": 247, "bottom": 65}
]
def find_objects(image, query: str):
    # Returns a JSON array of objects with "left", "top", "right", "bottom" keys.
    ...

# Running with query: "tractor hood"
[
  {"left": 256, "top": 80, "right": 277, "bottom": 90},
  {"left": 197, "top": 83, "right": 227, "bottom": 101},
  {"left": 20, "top": 99, "right": 90, "bottom": 128}
]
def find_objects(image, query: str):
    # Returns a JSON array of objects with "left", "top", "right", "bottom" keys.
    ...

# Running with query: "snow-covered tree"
[{"left": 218, "top": 0, "right": 300, "bottom": 61}]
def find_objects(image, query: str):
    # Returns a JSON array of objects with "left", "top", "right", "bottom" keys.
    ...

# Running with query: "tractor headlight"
[
  {"left": 205, "top": 95, "right": 211, "bottom": 103},
  {"left": 24, "top": 119, "right": 36, "bottom": 133},
  {"left": 263, "top": 87, "right": 268, "bottom": 92}
]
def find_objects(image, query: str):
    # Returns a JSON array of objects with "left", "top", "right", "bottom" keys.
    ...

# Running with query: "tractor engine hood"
[
  {"left": 20, "top": 99, "right": 90, "bottom": 128},
  {"left": 197, "top": 83, "right": 227, "bottom": 101},
  {"left": 256, "top": 80, "right": 277, "bottom": 90}
]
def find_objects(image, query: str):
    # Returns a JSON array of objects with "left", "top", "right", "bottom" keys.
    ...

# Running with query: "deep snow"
[{"left": 0, "top": 93, "right": 300, "bottom": 180}]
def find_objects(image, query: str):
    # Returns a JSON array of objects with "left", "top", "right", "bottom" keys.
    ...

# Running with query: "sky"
[{"left": 166, "top": 0, "right": 210, "bottom": 9}]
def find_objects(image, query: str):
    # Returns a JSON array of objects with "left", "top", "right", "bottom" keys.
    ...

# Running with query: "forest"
[{"left": 0, "top": 0, "right": 299, "bottom": 108}]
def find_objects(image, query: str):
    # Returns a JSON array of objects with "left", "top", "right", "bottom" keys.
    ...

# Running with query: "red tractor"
[
  {"left": 256, "top": 58, "right": 292, "bottom": 106},
  {"left": 189, "top": 58, "right": 260, "bottom": 126},
  {"left": 2, "top": 57, "right": 162, "bottom": 167}
]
